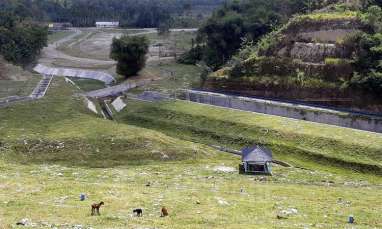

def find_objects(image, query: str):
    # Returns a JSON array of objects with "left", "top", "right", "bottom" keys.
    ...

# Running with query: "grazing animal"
[
  {"left": 160, "top": 207, "right": 168, "bottom": 217},
  {"left": 91, "top": 201, "right": 104, "bottom": 216},
  {"left": 133, "top": 208, "right": 143, "bottom": 217}
]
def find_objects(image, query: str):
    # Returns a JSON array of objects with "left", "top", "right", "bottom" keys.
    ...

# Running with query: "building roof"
[
  {"left": 241, "top": 145, "right": 272, "bottom": 162},
  {"left": 96, "top": 21, "right": 119, "bottom": 25}
]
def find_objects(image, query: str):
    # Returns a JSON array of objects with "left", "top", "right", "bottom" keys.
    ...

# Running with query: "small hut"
[
  {"left": 239, "top": 145, "right": 273, "bottom": 175},
  {"left": 95, "top": 21, "right": 120, "bottom": 28}
]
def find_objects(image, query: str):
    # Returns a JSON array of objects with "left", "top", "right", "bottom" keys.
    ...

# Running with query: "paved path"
[{"left": 84, "top": 79, "right": 155, "bottom": 98}]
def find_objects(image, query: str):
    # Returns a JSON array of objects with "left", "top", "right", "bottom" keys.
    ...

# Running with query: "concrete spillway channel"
[{"left": 34, "top": 64, "right": 115, "bottom": 85}]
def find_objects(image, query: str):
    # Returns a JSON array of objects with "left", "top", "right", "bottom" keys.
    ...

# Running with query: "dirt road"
[{"left": 39, "top": 29, "right": 116, "bottom": 68}]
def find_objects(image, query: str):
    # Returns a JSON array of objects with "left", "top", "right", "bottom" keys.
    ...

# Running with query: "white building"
[{"left": 95, "top": 21, "right": 119, "bottom": 28}]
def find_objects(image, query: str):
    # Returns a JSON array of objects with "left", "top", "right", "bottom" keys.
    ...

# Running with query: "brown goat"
[
  {"left": 161, "top": 207, "right": 169, "bottom": 217},
  {"left": 91, "top": 201, "right": 104, "bottom": 216}
]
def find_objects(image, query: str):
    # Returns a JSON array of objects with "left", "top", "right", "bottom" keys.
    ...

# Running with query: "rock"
[
  {"left": 160, "top": 152, "right": 169, "bottom": 159},
  {"left": 196, "top": 200, "right": 201, "bottom": 204},
  {"left": 279, "top": 208, "right": 298, "bottom": 217},
  {"left": 16, "top": 218, "right": 30, "bottom": 226},
  {"left": 277, "top": 214, "right": 288, "bottom": 220},
  {"left": 215, "top": 197, "right": 229, "bottom": 206},
  {"left": 213, "top": 166, "right": 236, "bottom": 173},
  {"left": 259, "top": 176, "right": 267, "bottom": 182}
]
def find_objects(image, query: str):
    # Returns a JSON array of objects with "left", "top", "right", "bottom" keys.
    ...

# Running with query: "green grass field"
[
  {"left": 0, "top": 60, "right": 41, "bottom": 98},
  {"left": 141, "top": 62, "right": 202, "bottom": 93},
  {"left": 68, "top": 78, "right": 106, "bottom": 92},
  {"left": 0, "top": 78, "right": 39, "bottom": 98},
  {"left": 0, "top": 77, "right": 381, "bottom": 228},
  {"left": 145, "top": 31, "right": 197, "bottom": 51}
]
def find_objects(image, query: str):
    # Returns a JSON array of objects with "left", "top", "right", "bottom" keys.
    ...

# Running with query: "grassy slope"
[
  {"left": 115, "top": 100, "right": 382, "bottom": 175},
  {"left": 141, "top": 62, "right": 202, "bottom": 93},
  {"left": 0, "top": 59, "right": 41, "bottom": 98},
  {"left": 0, "top": 79, "right": 381, "bottom": 228},
  {"left": 69, "top": 78, "right": 106, "bottom": 92},
  {"left": 0, "top": 78, "right": 39, "bottom": 98}
]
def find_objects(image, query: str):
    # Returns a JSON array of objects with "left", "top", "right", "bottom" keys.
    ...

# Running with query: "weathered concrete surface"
[
  {"left": 111, "top": 96, "right": 127, "bottom": 112},
  {"left": 298, "top": 29, "right": 360, "bottom": 43},
  {"left": 290, "top": 42, "right": 342, "bottom": 62},
  {"left": 34, "top": 64, "right": 115, "bottom": 85},
  {"left": 85, "top": 97, "right": 98, "bottom": 114},
  {"left": 84, "top": 79, "right": 154, "bottom": 98},
  {"left": 181, "top": 90, "right": 382, "bottom": 133}
]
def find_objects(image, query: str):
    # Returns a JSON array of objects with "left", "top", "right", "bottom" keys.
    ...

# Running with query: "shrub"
[
  {"left": 350, "top": 71, "right": 382, "bottom": 94},
  {"left": 177, "top": 45, "right": 204, "bottom": 65},
  {"left": 110, "top": 35, "right": 149, "bottom": 78}
]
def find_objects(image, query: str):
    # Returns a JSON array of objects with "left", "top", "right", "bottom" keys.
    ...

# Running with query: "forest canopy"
[{"left": 0, "top": 0, "right": 225, "bottom": 27}]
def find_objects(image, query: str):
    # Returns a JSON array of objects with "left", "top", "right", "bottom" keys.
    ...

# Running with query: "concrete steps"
[{"left": 30, "top": 74, "right": 54, "bottom": 99}]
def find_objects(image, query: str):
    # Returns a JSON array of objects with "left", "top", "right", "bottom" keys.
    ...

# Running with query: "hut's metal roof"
[{"left": 241, "top": 145, "right": 272, "bottom": 162}]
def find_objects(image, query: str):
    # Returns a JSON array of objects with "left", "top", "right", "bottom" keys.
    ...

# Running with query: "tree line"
[{"left": 0, "top": 0, "right": 225, "bottom": 28}]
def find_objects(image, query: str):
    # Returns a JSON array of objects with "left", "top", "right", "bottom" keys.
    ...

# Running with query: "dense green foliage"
[
  {"left": 0, "top": 0, "right": 224, "bottom": 28},
  {"left": 347, "top": 5, "right": 382, "bottom": 96},
  {"left": 180, "top": 0, "right": 344, "bottom": 69},
  {"left": 110, "top": 35, "right": 149, "bottom": 77},
  {"left": 0, "top": 12, "right": 47, "bottom": 66}
]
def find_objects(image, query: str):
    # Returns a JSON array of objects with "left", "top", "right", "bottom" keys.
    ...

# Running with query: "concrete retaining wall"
[
  {"left": 34, "top": 64, "right": 115, "bottom": 85},
  {"left": 181, "top": 90, "right": 382, "bottom": 133}
]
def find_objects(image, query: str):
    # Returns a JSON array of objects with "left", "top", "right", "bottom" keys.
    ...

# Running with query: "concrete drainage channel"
[
  {"left": 84, "top": 88, "right": 382, "bottom": 133},
  {"left": 34, "top": 64, "right": 116, "bottom": 85}
]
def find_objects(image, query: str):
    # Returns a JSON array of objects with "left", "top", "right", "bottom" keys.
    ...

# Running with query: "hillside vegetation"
[{"left": 199, "top": 2, "right": 382, "bottom": 113}]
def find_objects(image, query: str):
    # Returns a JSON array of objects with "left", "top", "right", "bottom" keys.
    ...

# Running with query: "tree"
[
  {"left": 0, "top": 11, "right": 47, "bottom": 66},
  {"left": 110, "top": 35, "right": 149, "bottom": 77}
]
